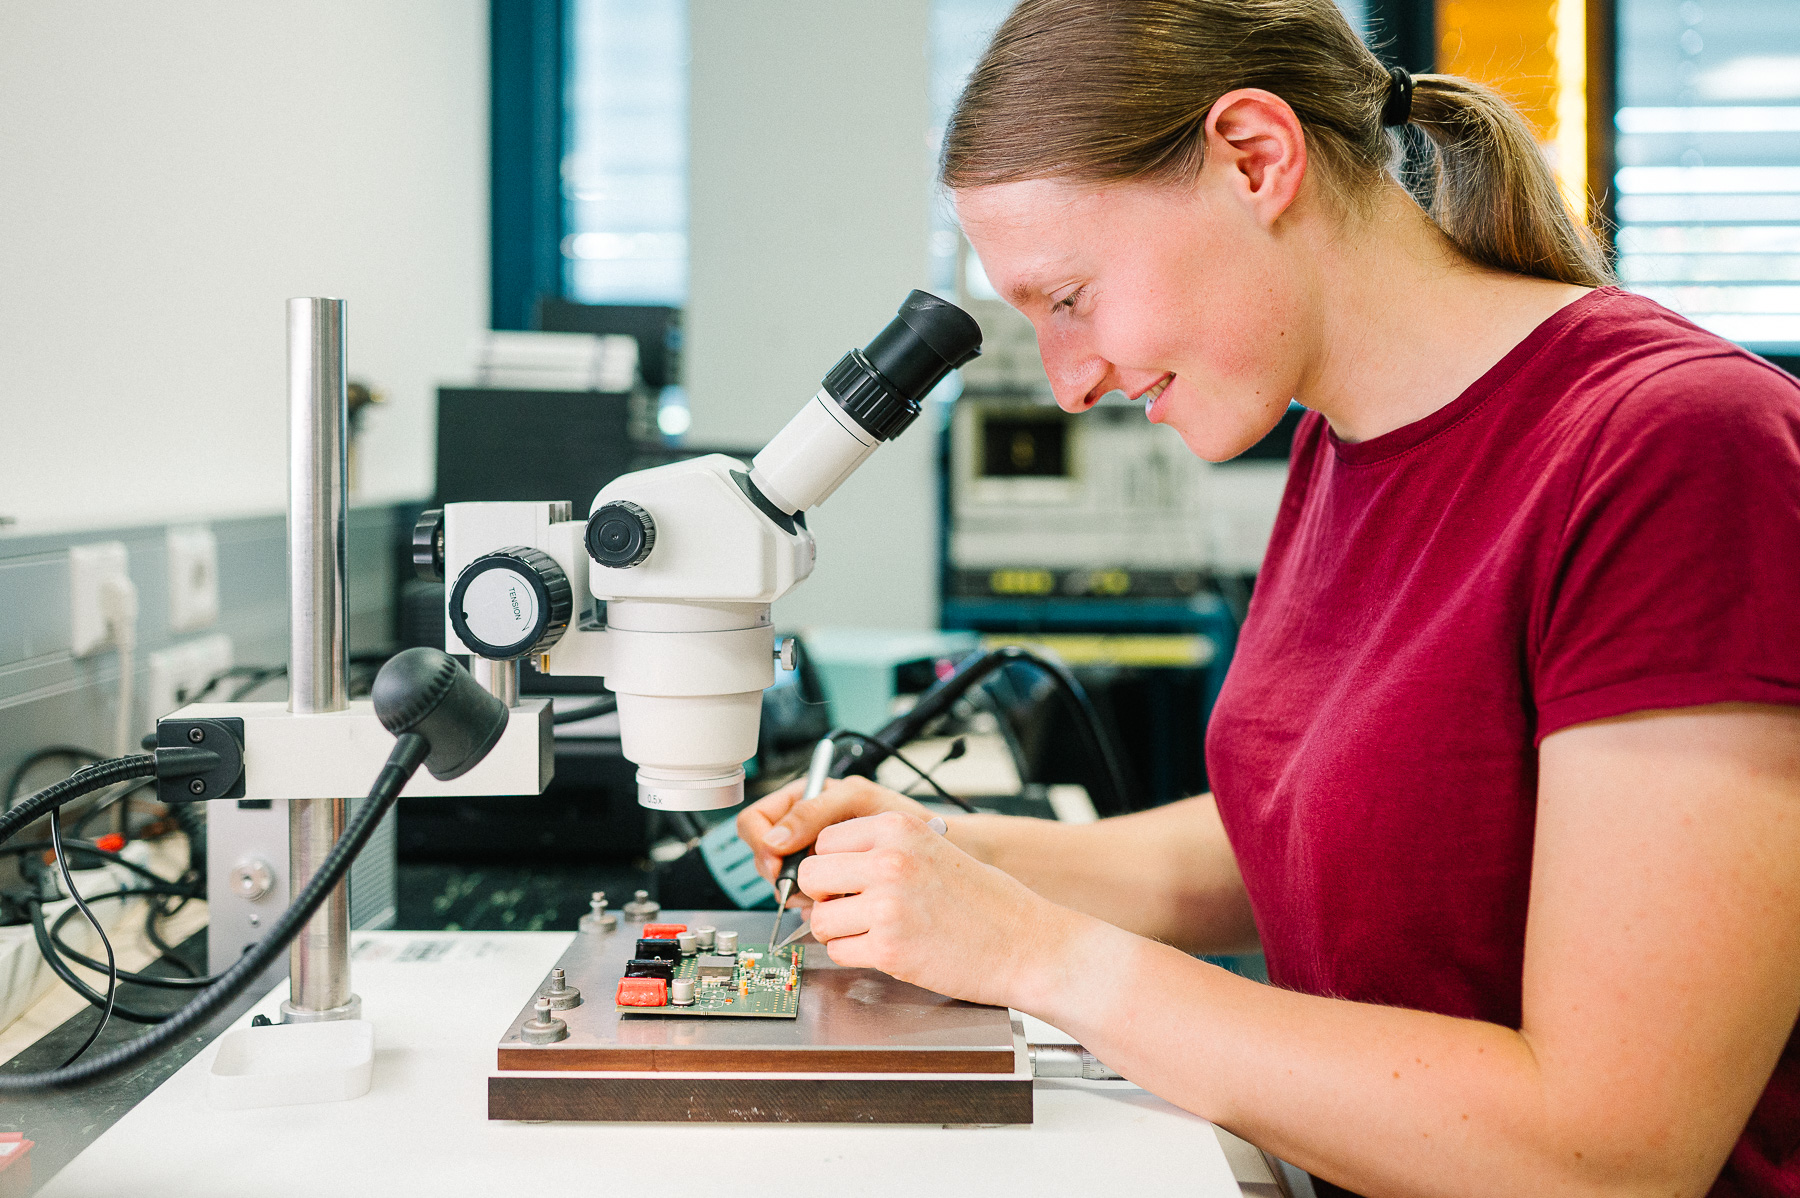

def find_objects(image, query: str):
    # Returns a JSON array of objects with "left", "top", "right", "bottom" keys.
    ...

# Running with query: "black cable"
[
  {"left": 0, "top": 756, "right": 156, "bottom": 847},
  {"left": 227, "top": 667, "right": 286, "bottom": 702},
  {"left": 0, "top": 733, "right": 427, "bottom": 1092},
  {"left": 143, "top": 899, "right": 201, "bottom": 977},
  {"left": 844, "top": 645, "right": 1133, "bottom": 816},
  {"left": 50, "top": 895, "right": 221, "bottom": 990},
  {"left": 26, "top": 887, "right": 200, "bottom": 1022},
  {"left": 829, "top": 730, "right": 977, "bottom": 813},
  {"left": 552, "top": 694, "right": 618, "bottom": 724},
  {"left": 26, "top": 895, "right": 170, "bottom": 1024},
  {"left": 4, "top": 746, "right": 102, "bottom": 810},
  {"left": 72, "top": 779, "right": 158, "bottom": 838},
  {"left": 48, "top": 814, "right": 118, "bottom": 1064},
  {"left": 901, "top": 737, "right": 968, "bottom": 800},
  {"left": 0, "top": 838, "right": 188, "bottom": 892}
]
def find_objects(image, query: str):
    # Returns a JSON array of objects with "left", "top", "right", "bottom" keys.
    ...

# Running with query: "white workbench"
[{"left": 39, "top": 930, "right": 1275, "bottom": 1198}]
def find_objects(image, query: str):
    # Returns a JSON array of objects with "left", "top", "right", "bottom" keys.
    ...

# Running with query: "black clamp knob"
[
  {"left": 448, "top": 546, "right": 572, "bottom": 659},
  {"left": 412, "top": 509, "right": 445, "bottom": 582},
  {"left": 586, "top": 501, "right": 656, "bottom": 569}
]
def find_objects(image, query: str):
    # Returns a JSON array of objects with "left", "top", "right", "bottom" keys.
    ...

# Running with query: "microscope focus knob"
[
  {"left": 412, "top": 508, "right": 445, "bottom": 581},
  {"left": 448, "top": 546, "right": 572, "bottom": 660},
  {"left": 586, "top": 501, "right": 656, "bottom": 569}
]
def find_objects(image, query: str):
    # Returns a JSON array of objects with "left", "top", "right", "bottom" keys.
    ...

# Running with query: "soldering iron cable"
[{"left": 835, "top": 645, "right": 1133, "bottom": 816}]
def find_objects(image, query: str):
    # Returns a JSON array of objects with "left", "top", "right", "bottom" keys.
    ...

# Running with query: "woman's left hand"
[{"left": 796, "top": 809, "right": 1089, "bottom": 1009}]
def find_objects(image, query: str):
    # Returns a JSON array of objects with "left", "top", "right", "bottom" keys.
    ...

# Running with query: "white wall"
[
  {"left": 687, "top": 0, "right": 938, "bottom": 632},
  {"left": 0, "top": 2, "right": 487, "bottom": 532}
]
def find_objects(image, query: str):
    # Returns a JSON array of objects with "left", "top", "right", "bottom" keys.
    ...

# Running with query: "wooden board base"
[{"left": 488, "top": 1075, "right": 1034, "bottom": 1125}]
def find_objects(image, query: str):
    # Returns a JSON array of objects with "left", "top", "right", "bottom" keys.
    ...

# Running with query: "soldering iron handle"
[
  {"left": 776, "top": 844, "right": 810, "bottom": 887},
  {"left": 775, "top": 735, "right": 835, "bottom": 885}
]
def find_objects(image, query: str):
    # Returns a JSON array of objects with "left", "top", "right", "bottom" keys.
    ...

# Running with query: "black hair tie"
[{"left": 1381, "top": 66, "right": 1414, "bottom": 127}]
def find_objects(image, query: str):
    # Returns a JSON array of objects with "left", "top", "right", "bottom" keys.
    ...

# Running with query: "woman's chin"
[{"left": 1169, "top": 421, "right": 1268, "bottom": 464}]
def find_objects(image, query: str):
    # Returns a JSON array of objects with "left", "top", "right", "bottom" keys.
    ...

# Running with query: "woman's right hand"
[{"left": 737, "top": 775, "right": 938, "bottom": 886}]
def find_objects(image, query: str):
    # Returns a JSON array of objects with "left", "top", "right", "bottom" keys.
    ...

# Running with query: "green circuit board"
[{"left": 616, "top": 944, "right": 804, "bottom": 1019}]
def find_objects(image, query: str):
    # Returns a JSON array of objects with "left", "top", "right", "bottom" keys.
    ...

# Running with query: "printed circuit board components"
[{"left": 612, "top": 923, "right": 802, "bottom": 1019}]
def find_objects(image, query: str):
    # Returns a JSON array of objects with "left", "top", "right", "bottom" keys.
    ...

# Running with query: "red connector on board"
[
  {"left": 640, "top": 923, "right": 688, "bottom": 939},
  {"left": 616, "top": 977, "right": 668, "bottom": 1006}
]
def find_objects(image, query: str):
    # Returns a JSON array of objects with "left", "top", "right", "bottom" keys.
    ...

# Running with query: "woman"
[{"left": 738, "top": 2, "right": 1800, "bottom": 1194}]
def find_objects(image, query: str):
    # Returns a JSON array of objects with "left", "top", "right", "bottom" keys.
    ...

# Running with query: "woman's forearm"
[
  {"left": 948, "top": 795, "right": 1260, "bottom": 954},
  {"left": 1017, "top": 917, "right": 1708, "bottom": 1198}
]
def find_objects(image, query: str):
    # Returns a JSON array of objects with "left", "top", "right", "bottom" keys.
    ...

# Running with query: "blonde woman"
[{"left": 740, "top": 2, "right": 1800, "bottom": 1194}]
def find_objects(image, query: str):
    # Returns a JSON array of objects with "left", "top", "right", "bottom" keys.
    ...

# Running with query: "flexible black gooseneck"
[{"left": 0, "top": 647, "right": 507, "bottom": 1092}]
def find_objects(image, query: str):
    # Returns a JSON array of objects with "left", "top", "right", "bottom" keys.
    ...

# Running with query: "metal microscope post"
[{"left": 281, "top": 296, "right": 361, "bottom": 1024}]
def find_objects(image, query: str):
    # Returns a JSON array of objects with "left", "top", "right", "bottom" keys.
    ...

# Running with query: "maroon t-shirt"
[{"left": 1207, "top": 288, "right": 1800, "bottom": 1197}]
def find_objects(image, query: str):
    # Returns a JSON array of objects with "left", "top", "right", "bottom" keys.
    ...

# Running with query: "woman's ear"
[{"left": 1202, "top": 88, "right": 1309, "bottom": 226}]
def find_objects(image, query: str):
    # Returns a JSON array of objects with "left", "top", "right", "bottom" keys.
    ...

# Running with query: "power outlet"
[
  {"left": 147, "top": 633, "right": 234, "bottom": 719},
  {"left": 69, "top": 541, "right": 131, "bottom": 656},
  {"left": 166, "top": 524, "right": 220, "bottom": 633}
]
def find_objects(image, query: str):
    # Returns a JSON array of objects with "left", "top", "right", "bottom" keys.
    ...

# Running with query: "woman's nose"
[{"left": 1037, "top": 331, "right": 1110, "bottom": 412}]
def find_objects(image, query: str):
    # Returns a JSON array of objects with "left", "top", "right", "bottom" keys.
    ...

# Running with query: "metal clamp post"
[{"left": 281, "top": 297, "right": 360, "bottom": 1024}]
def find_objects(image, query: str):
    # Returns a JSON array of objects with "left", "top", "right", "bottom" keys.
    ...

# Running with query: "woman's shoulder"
[{"left": 1552, "top": 289, "right": 1800, "bottom": 444}]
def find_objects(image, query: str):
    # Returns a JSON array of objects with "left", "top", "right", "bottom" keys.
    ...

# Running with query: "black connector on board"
[
  {"left": 152, "top": 717, "right": 246, "bottom": 803},
  {"left": 624, "top": 958, "right": 675, "bottom": 981},
  {"left": 635, "top": 937, "right": 680, "bottom": 963}
]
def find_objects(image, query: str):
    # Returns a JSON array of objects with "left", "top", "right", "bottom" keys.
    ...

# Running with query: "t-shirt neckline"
[{"left": 1326, "top": 286, "right": 1622, "bottom": 466}]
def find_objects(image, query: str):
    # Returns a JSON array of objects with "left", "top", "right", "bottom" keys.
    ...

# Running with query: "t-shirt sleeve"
[{"left": 1534, "top": 353, "right": 1800, "bottom": 740}]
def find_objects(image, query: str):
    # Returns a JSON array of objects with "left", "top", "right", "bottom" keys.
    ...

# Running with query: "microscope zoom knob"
[
  {"left": 412, "top": 508, "right": 445, "bottom": 582},
  {"left": 586, "top": 501, "right": 656, "bottom": 569},
  {"left": 448, "top": 546, "right": 572, "bottom": 660}
]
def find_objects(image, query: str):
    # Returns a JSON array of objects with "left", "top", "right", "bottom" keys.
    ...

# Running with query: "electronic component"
[
  {"left": 676, "top": 931, "right": 697, "bottom": 955},
  {"left": 635, "top": 937, "right": 680, "bottom": 962},
  {"left": 694, "top": 926, "right": 716, "bottom": 950},
  {"left": 641, "top": 922, "right": 688, "bottom": 939},
  {"left": 614, "top": 939, "right": 804, "bottom": 1019},
  {"left": 615, "top": 977, "right": 667, "bottom": 1007},
  {"left": 695, "top": 955, "right": 736, "bottom": 980},
  {"left": 624, "top": 958, "right": 674, "bottom": 981},
  {"left": 714, "top": 930, "right": 738, "bottom": 954}
]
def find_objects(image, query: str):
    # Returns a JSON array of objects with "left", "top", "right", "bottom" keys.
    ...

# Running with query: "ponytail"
[
  {"left": 1407, "top": 75, "right": 1613, "bottom": 286},
  {"left": 943, "top": 0, "right": 1614, "bottom": 288}
]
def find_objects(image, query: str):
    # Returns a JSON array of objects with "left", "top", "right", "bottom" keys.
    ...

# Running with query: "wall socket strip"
[
  {"left": 68, "top": 541, "right": 131, "bottom": 657},
  {"left": 167, "top": 524, "right": 220, "bottom": 633}
]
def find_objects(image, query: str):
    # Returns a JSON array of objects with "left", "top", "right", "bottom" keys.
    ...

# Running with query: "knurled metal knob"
[
  {"left": 448, "top": 545, "right": 572, "bottom": 660},
  {"left": 541, "top": 967, "right": 582, "bottom": 1011},
  {"left": 412, "top": 509, "right": 445, "bottom": 582},
  {"left": 230, "top": 858, "right": 273, "bottom": 901},
  {"left": 521, "top": 997, "right": 568, "bottom": 1044},
  {"left": 579, "top": 890, "right": 617, "bottom": 934},
  {"left": 586, "top": 501, "right": 656, "bottom": 569}
]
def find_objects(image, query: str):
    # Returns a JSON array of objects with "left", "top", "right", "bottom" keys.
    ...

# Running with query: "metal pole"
[
  {"left": 282, "top": 297, "right": 359, "bottom": 1024},
  {"left": 472, "top": 657, "right": 520, "bottom": 708}
]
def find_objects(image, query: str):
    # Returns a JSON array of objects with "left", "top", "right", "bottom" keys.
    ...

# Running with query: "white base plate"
[{"left": 207, "top": 1019, "right": 374, "bottom": 1109}]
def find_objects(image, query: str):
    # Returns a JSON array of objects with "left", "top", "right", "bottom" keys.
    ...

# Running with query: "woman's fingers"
[
  {"left": 807, "top": 891, "right": 873, "bottom": 944},
  {"left": 737, "top": 785, "right": 804, "bottom": 880},
  {"left": 814, "top": 809, "right": 921, "bottom": 855},
  {"left": 766, "top": 783, "right": 923, "bottom": 847}
]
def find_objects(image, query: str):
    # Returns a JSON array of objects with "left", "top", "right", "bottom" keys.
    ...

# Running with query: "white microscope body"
[{"left": 432, "top": 291, "right": 982, "bottom": 811}]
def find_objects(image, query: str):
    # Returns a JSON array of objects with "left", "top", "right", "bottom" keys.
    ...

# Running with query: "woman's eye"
[{"left": 1056, "top": 287, "right": 1086, "bottom": 311}]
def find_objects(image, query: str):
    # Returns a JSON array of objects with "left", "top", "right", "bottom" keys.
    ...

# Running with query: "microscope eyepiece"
[{"left": 822, "top": 290, "right": 982, "bottom": 442}]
